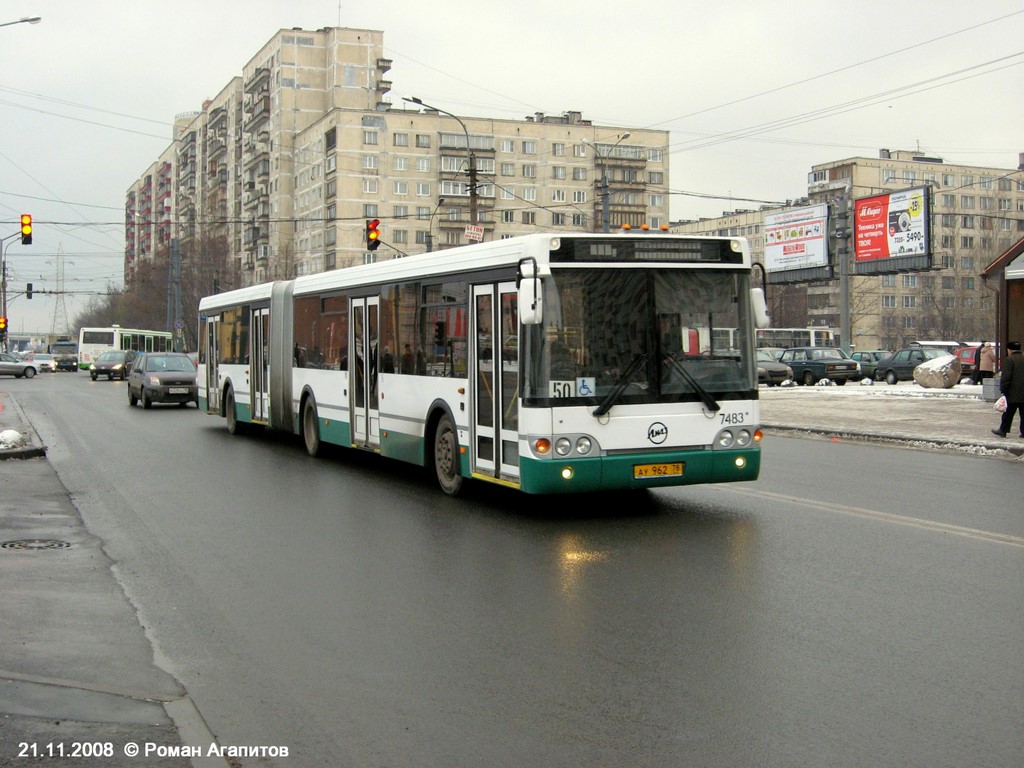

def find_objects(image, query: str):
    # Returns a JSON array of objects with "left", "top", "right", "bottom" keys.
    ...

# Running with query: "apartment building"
[
  {"left": 673, "top": 149, "right": 1024, "bottom": 350},
  {"left": 125, "top": 26, "right": 670, "bottom": 288}
]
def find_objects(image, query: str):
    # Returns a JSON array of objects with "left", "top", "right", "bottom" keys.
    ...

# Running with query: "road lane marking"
[{"left": 713, "top": 485, "right": 1024, "bottom": 548}]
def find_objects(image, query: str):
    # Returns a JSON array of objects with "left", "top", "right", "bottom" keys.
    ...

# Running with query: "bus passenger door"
[
  {"left": 205, "top": 316, "right": 221, "bottom": 413},
  {"left": 251, "top": 307, "right": 270, "bottom": 423},
  {"left": 350, "top": 297, "right": 381, "bottom": 450},
  {"left": 471, "top": 283, "right": 520, "bottom": 483}
]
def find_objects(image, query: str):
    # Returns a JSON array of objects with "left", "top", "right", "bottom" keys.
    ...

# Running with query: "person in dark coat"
[{"left": 992, "top": 341, "right": 1024, "bottom": 438}]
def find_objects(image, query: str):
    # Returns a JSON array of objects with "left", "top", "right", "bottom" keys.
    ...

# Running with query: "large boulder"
[{"left": 913, "top": 354, "right": 961, "bottom": 389}]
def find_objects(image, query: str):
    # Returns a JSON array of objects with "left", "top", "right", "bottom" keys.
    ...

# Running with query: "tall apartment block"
[
  {"left": 673, "top": 149, "right": 1024, "bottom": 350},
  {"left": 124, "top": 26, "right": 670, "bottom": 289}
]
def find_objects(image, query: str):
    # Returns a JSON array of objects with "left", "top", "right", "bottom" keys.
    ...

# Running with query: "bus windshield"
[{"left": 523, "top": 268, "right": 756, "bottom": 407}]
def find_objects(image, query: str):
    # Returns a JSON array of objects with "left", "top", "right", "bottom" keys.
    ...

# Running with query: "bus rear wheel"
[
  {"left": 432, "top": 413, "right": 463, "bottom": 496},
  {"left": 302, "top": 396, "right": 321, "bottom": 457},
  {"left": 225, "top": 387, "right": 246, "bottom": 435}
]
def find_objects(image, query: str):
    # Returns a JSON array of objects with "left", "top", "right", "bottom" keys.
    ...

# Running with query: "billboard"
[
  {"left": 763, "top": 204, "right": 828, "bottom": 273},
  {"left": 853, "top": 187, "right": 931, "bottom": 273}
]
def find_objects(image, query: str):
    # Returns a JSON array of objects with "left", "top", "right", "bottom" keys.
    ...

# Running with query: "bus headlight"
[
  {"left": 555, "top": 437, "right": 572, "bottom": 456},
  {"left": 735, "top": 429, "right": 752, "bottom": 447},
  {"left": 717, "top": 430, "right": 735, "bottom": 448},
  {"left": 576, "top": 436, "right": 592, "bottom": 454}
]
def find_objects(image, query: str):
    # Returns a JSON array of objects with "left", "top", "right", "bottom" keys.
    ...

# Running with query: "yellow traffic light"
[{"left": 20, "top": 214, "right": 33, "bottom": 245}]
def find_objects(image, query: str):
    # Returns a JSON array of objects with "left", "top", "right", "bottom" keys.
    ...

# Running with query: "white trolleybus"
[
  {"left": 77, "top": 326, "right": 173, "bottom": 371},
  {"left": 197, "top": 233, "right": 769, "bottom": 495}
]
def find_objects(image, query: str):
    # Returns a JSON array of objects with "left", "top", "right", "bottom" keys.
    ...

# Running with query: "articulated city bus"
[{"left": 197, "top": 233, "right": 769, "bottom": 495}]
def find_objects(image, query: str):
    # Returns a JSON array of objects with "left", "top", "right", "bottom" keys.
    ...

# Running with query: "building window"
[
  {"left": 416, "top": 182, "right": 431, "bottom": 196},
  {"left": 416, "top": 134, "right": 431, "bottom": 148},
  {"left": 902, "top": 274, "right": 917, "bottom": 288},
  {"left": 393, "top": 205, "right": 408, "bottom": 219},
  {"left": 572, "top": 213, "right": 588, "bottom": 227},
  {"left": 961, "top": 236, "right": 974, "bottom": 249},
  {"left": 522, "top": 164, "right": 536, "bottom": 178},
  {"left": 943, "top": 296, "right": 955, "bottom": 310},
  {"left": 902, "top": 316, "right": 916, "bottom": 328},
  {"left": 552, "top": 143, "right": 565, "bottom": 156},
  {"left": 522, "top": 188, "right": 536, "bottom": 202},
  {"left": 393, "top": 133, "right": 409, "bottom": 147},
  {"left": 362, "top": 178, "right": 378, "bottom": 194},
  {"left": 650, "top": 194, "right": 664, "bottom": 207},
  {"left": 416, "top": 206, "right": 430, "bottom": 219},
  {"left": 363, "top": 204, "right": 378, "bottom": 218},
  {"left": 961, "top": 256, "right": 974, "bottom": 270},
  {"left": 961, "top": 175, "right": 975, "bottom": 187},
  {"left": 552, "top": 166, "right": 566, "bottom": 180},
  {"left": 902, "top": 296, "right": 916, "bottom": 308},
  {"left": 647, "top": 148, "right": 663, "bottom": 162},
  {"left": 942, "top": 174, "right": 956, "bottom": 186},
  {"left": 415, "top": 157, "right": 432, "bottom": 173},
  {"left": 960, "top": 196, "right": 975, "bottom": 209},
  {"left": 500, "top": 162, "right": 515, "bottom": 176},
  {"left": 941, "top": 194, "right": 956, "bottom": 208},
  {"left": 392, "top": 229, "right": 408, "bottom": 244},
  {"left": 882, "top": 295, "right": 896, "bottom": 308},
  {"left": 393, "top": 181, "right": 408, "bottom": 195},
  {"left": 502, "top": 210, "right": 515, "bottom": 223},
  {"left": 522, "top": 140, "right": 536, "bottom": 154},
  {"left": 393, "top": 157, "right": 408, "bottom": 172},
  {"left": 551, "top": 189, "right": 566, "bottom": 203},
  {"left": 573, "top": 190, "right": 587, "bottom": 204},
  {"left": 500, "top": 139, "right": 514, "bottom": 153},
  {"left": 363, "top": 130, "right": 378, "bottom": 145},
  {"left": 551, "top": 212, "right": 565, "bottom": 226},
  {"left": 882, "top": 274, "right": 896, "bottom": 287},
  {"left": 573, "top": 144, "right": 588, "bottom": 158},
  {"left": 961, "top": 216, "right": 975, "bottom": 229},
  {"left": 883, "top": 169, "right": 897, "bottom": 183},
  {"left": 649, "top": 171, "right": 664, "bottom": 184},
  {"left": 962, "top": 277, "right": 975, "bottom": 290},
  {"left": 522, "top": 211, "right": 536, "bottom": 225},
  {"left": 572, "top": 167, "right": 588, "bottom": 181},
  {"left": 362, "top": 155, "right": 377, "bottom": 170}
]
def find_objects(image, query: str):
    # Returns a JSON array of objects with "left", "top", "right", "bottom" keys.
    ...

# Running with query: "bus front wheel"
[{"left": 432, "top": 413, "right": 463, "bottom": 496}]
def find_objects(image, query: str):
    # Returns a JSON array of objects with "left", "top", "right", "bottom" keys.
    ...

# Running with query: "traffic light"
[
  {"left": 20, "top": 214, "right": 32, "bottom": 245},
  {"left": 26, "top": 283, "right": 33, "bottom": 299},
  {"left": 366, "top": 218, "right": 381, "bottom": 251},
  {"left": 0, "top": 316, "right": 7, "bottom": 342}
]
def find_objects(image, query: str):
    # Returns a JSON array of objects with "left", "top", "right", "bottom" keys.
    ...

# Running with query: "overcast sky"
[{"left": 2, "top": 0, "right": 1022, "bottom": 334}]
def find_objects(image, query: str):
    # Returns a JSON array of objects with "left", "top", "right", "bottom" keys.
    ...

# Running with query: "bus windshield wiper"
[
  {"left": 663, "top": 352, "right": 720, "bottom": 412},
  {"left": 592, "top": 353, "right": 647, "bottom": 417}
]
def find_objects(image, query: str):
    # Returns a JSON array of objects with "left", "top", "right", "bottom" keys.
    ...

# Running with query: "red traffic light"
[{"left": 20, "top": 214, "right": 33, "bottom": 245}]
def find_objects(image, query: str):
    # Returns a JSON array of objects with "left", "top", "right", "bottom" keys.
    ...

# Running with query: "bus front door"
[
  {"left": 251, "top": 307, "right": 270, "bottom": 423},
  {"left": 471, "top": 283, "right": 520, "bottom": 483},
  {"left": 205, "top": 316, "right": 220, "bottom": 413},
  {"left": 350, "top": 297, "right": 380, "bottom": 450}
]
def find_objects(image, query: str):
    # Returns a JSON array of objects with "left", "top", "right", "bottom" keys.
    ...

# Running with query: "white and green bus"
[
  {"left": 197, "top": 233, "right": 769, "bottom": 495},
  {"left": 77, "top": 325, "right": 173, "bottom": 371}
]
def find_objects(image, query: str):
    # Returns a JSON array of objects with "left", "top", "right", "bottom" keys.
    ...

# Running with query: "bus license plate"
[
  {"left": 633, "top": 462, "right": 683, "bottom": 479},
  {"left": 169, "top": 387, "right": 188, "bottom": 394}
]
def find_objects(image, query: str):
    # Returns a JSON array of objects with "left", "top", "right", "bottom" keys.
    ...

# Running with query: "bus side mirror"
[
  {"left": 517, "top": 257, "right": 547, "bottom": 325},
  {"left": 751, "top": 287, "right": 770, "bottom": 329}
]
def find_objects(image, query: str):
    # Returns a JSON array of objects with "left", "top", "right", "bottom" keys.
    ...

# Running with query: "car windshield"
[
  {"left": 757, "top": 349, "right": 780, "bottom": 363},
  {"left": 98, "top": 351, "right": 125, "bottom": 362},
  {"left": 145, "top": 356, "right": 195, "bottom": 372}
]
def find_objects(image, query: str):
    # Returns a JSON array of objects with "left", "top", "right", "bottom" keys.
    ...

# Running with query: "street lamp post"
[
  {"left": 403, "top": 96, "right": 478, "bottom": 232},
  {"left": 584, "top": 132, "right": 630, "bottom": 233}
]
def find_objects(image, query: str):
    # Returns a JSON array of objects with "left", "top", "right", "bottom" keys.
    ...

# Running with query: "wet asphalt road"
[{"left": 8, "top": 373, "right": 1024, "bottom": 767}]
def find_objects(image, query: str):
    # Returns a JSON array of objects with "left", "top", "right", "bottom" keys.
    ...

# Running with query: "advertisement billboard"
[
  {"left": 854, "top": 187, "right": 930, "bottom": 272},
  {"left": 763, "top": 204, "right": 828, "bottom": 273}
]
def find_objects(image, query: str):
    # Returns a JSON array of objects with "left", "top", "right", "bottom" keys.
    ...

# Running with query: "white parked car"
[{"left": 26, "top": 353, "right": 57, "bottom": 372}]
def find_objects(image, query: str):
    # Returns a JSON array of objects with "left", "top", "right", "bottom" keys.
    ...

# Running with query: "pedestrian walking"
[
  {"left": 992, "top": 341, "right": 1024, "bottom": 438},
  {"left": 972, "top": 341, "right": 986, "bottom": 385},
  {"left": 978, "top": 342, "right": 997, "bottom": 383}
]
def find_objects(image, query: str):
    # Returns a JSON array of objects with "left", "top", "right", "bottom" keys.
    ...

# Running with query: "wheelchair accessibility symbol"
[{"left": 577, "top": 377, "right": 596, "bottom": 396}]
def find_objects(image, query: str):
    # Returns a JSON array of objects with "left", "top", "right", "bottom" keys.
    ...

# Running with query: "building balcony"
[{"left": 244, "top": 67, "right": 271, "bottom": 95}]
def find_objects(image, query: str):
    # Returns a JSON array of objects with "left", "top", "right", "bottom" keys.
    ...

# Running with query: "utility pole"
[{"left": 585, "top": 132, "right": 631, "bottom": 233}]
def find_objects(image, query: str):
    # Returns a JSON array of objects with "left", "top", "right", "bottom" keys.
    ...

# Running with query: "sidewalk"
[
  {"left": 0, "top": 381, "right": 1019, "bottom": 765},
  {"left": 0, "top": 390, "right": 225, "bottom": 767}
]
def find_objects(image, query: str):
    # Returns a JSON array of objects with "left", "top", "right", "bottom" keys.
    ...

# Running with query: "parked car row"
[{"left": 756, "top": 343, "right": 969, "bottom": 387}]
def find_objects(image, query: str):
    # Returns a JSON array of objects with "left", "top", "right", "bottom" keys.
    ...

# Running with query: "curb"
[
  {"left": 762, "top": 423, "right": 1024, "bottom": 458},
  {"left": 0, "top": 392, "right": 47, "bottom": 460}
]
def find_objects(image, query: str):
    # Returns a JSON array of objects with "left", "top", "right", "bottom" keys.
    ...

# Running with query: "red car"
[{"left": 957, "top": 346, "right": 979, "bottom": 379}]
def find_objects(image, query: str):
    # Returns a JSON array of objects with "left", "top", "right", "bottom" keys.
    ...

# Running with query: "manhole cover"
[{"left": 0, "top": 539, "right": 72, "bottom": 551}]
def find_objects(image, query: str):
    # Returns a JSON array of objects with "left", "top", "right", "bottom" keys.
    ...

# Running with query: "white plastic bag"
[{"left": 994, "top": 395, "right": 1007, "bottom": 413}]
